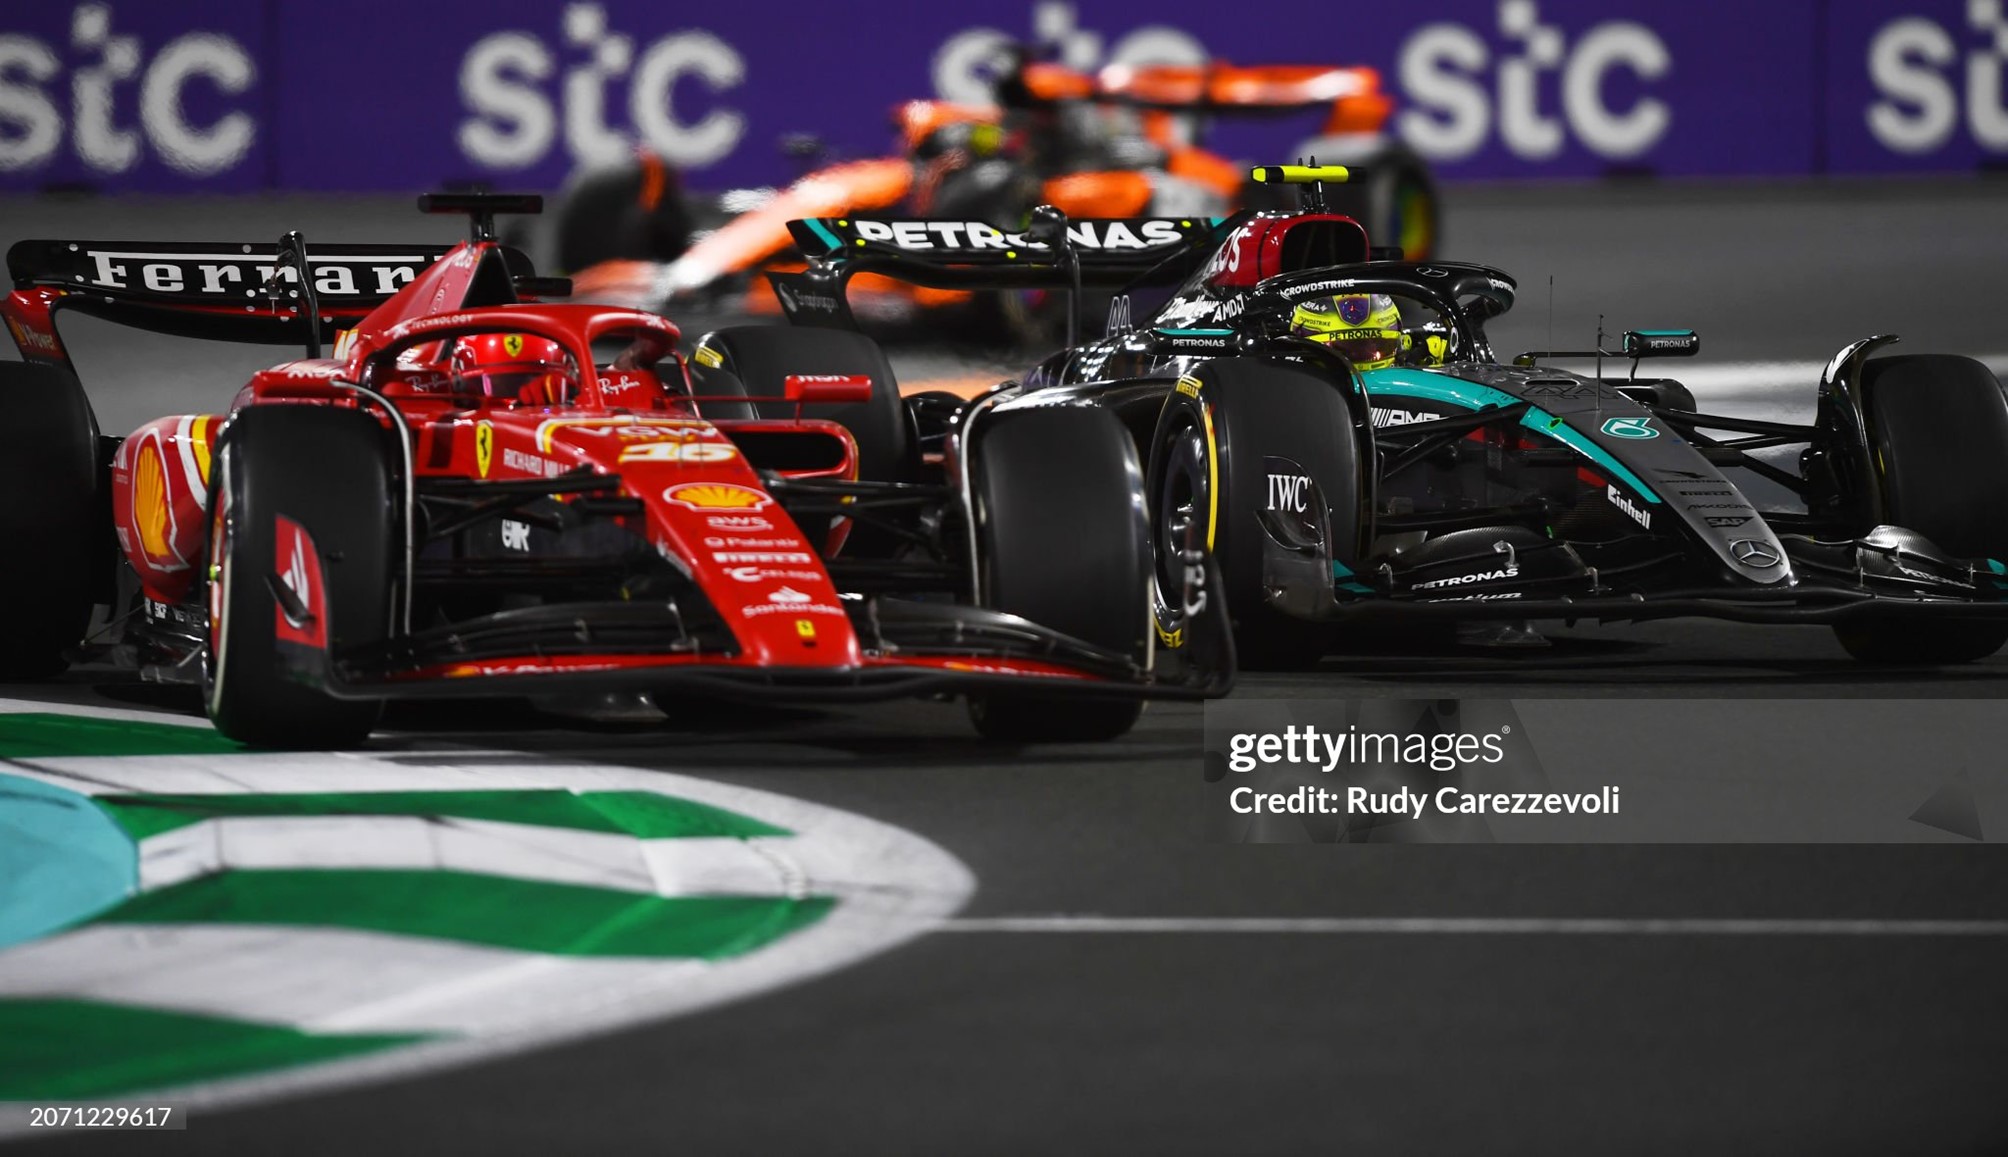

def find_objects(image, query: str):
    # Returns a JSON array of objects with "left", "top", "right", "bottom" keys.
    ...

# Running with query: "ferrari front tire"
[{"left": 205, "top": 407, "right": 392, "bottom": 747}]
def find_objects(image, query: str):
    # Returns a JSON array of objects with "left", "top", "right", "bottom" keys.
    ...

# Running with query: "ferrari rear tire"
[
  {"left": 205, "top": 407, "right": 393, "bottom": 747},
  {"left": 690, "top": 326, "right": 914, "bottom": 485},
  {"left": 0, "top": 363, "right": 101, "bottom": 679},
  {"left": 965, "top": 406, "right": 1149, "bottom": 743},
  {"left": 1835, "top": 354, "right": 2008, "bottom": 663},
  {"left": 1147, "top": 358, "right": 1362, "bottom": 670}
]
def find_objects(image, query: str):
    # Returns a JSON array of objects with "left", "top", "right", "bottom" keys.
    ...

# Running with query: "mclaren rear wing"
[{"left": 771, "top": 212, "right": 1237, "bottom": 331}]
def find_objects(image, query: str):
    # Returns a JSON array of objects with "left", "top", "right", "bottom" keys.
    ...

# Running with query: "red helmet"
[{"left": 451, "top": 333, "right": 576, "bottom": 406}]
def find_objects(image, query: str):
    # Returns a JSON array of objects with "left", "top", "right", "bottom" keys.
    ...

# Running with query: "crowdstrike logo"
[
  {"left": 0, "top": 4, "right": 257, "bottom": 175},
  {"left": 1866, "top": 3, "right": 2008, "bottom": 155},
  {"left": 1396, "top": 0, "right": 1673, "bottom": 162}
]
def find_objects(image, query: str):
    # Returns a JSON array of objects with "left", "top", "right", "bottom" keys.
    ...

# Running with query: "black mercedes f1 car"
[{"left": 760, "top": 165, "right": 2008, "bottom": 668}]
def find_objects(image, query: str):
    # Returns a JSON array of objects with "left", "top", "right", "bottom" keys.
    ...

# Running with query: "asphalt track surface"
[{"left": 8, "top": 180, "right": 2008, "bottom": 1153}]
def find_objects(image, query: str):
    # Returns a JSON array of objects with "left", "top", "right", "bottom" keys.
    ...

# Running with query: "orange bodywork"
[
  {"left": 676, "top": 157, "right": 913, "bottom": 297},
  {"left": 1041, "top": 171, "right": 1153, "bottom": 219},
  {"left": 895, "top": 100, "right": 998, "bottom": 154}
]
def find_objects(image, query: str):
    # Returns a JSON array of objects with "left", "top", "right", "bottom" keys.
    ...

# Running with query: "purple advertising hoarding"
[
  {"left": 0, "top": 1, "right": 1999, "bottom": 193},
  {"left": 1825, "top": 0, "right": 2008, "bottom": 173},
  {"left": 0, "top": 1, "right": 267, "bottom": 191}
]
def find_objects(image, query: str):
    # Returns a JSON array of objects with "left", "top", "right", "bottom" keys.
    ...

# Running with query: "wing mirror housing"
[
  {"left": 1622, "top": 330, "right": 1700, "bottom": 357},
  {"left": 783, "top": 374, "right": 874, "bottom": 404}
]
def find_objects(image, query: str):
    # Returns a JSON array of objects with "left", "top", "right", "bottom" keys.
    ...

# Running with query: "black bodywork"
[{"left": 776, "top": 205, "right": 2008, "bottom": 659}]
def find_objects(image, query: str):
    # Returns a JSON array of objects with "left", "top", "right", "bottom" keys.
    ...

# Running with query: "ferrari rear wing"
[
  {"left": 1, "top": 237, "right": 551, "bottom": 357},
  {"left": 773, "top": 212, "right": 1236, "bottom": 331},
  {"left": 5, "top": 239, "right": 470, "bottom": 351}
]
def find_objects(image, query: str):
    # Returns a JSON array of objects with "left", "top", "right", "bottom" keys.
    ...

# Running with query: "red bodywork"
[{"left": 2, "top": 230, "right": 1138, "bottom": 700}]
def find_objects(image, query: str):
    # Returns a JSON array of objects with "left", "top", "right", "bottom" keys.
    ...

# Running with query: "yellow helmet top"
[{"left": 1290, "top": 294, "right": 1406, "bottom": 370}]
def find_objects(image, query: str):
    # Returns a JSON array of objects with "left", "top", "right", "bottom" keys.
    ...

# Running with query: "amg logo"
[
  {"left": 1267, "top": 473, "right": 1312, "bottom": 512},
  {"left": 1372, "top": 408, "right": 1438, "bottom": 428},
  {"left": 1607, "top": 484, "right": 1653, "bottom": 530},
  {"left": 1414, "top": 566, "right": 1521, "bottom": 591}
]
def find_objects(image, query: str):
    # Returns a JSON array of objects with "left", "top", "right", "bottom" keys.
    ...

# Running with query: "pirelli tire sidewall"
[
  {"left": 1836, "top": 354, "right": 2008, "bottom": 663},
  {"left": 1148, "top": 357, "right": 1361, "bottom": 669},
  {"left": 964, "top": 405, "right": 1149, "bottom": 743},
  {"left": 205, "top": 405, "right": 392, "bottom": 748}
]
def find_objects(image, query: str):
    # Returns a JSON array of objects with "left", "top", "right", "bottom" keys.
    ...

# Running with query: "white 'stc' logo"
[
  {"left": 1397, "top": 0, "right": 1672, "bottom": 162},
  {"left": 458, "top": 2, "right": 745, "bottom": 170},
  {"left": 1866, "top": 5, "right": 2008, "bottom": 154},
  {"left": 0, "top": 4, "right": 257, "bottom": 176}
]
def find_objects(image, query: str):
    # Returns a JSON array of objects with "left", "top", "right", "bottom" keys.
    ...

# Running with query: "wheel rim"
[
  {"left": 203, "top": 461, "right": 233, "bottom": 716},
  {"left": 1152, "top": 422, "right": 1211, "bottom": 627}
]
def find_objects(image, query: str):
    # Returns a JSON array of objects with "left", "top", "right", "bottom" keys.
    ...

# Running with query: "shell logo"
[
  {"left": 133, "top": 441, "right": 171, "bottom": 559},
  {"left": 662, "top": 483, "right": 771, "bottom": 512}
]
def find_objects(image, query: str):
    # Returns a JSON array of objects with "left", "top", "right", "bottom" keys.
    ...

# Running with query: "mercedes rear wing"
[{"left": 772, "top": 210, "right": 1237, "bottom": 336}]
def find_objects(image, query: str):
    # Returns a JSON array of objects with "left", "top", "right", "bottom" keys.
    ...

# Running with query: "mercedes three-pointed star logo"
[{"left": 1729, "top": 538, "right": 1782, "bottom": 568}]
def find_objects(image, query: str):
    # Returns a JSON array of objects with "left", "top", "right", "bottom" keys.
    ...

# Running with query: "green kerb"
[
  {"left": 96, "top": 870, "right": 834, "bottom": 958},
  {"left": 0, "top": 999, "right": 422, "bottom": 1100},
  {"left": 96, "top": 789, "right": 792, "bottom": 843},
  {"left": 0, "top": 713, "right": 239, "bottom": 759}
]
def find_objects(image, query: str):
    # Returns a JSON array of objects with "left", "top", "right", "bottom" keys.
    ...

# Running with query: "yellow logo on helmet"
[
  {"left": 502, "top": 333, "right": 524, "bottom": 358},
  {"left": 1291, "top": 294, "right": 1408, "bottom": 371}
]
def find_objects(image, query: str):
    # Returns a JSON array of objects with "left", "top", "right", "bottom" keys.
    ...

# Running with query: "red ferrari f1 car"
[{"left": 1, "top": 194, "right": 1228, "bottom": 747}]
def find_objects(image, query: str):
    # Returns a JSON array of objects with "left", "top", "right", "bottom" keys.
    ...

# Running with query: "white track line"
[{"left": 941, "top": 916, "right": 2008, "bottom": 935}]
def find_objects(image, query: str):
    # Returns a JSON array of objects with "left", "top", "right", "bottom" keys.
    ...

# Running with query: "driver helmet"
[
  {"left": 1290, "top": 294, "right": 1406, "bottom": 370},
  {"left": 451, "top": 333, "right": 576, "bottom": 406}
]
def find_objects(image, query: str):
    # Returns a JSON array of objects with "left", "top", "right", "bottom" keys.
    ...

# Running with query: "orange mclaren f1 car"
[{"left": 555, "top": 51, "right": 1438, "bottom": 341}]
